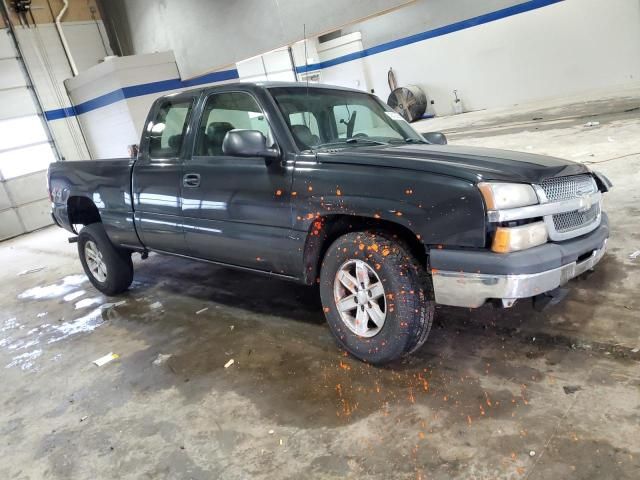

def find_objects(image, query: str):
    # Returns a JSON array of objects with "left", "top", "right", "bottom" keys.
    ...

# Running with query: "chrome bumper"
[{"left": 432, "top": 239, "right": 607, "bottom": 308}]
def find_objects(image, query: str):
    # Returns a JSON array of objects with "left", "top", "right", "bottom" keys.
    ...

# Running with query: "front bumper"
[{"left": 431, "top": 214, "right": 609, "bottom": 308}]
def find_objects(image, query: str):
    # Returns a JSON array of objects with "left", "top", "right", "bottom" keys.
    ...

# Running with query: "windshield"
[{"left": 269, "top": 87, "right": 425, "bottom": 151}]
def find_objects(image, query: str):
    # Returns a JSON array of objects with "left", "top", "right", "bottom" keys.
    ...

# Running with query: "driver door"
[{"left": 181, "top": 90, "right": 296, "bottom": 274}]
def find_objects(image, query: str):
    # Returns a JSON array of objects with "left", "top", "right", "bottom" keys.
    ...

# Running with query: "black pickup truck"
[{"left": 49, "top": 82, "right": 611, "bottom": 364}]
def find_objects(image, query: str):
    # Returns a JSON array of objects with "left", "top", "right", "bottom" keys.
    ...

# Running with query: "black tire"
[
  {"left": 319, "top": 231, "right": 435, "bottom": 364},
  {"left": 78, "top": 223, "right": 133, "bottom": 296}
]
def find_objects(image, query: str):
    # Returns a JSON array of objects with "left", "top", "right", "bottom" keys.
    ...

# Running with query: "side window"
[
  {"left": 195, "top": 92, "right": 273, "bottom": 156},
  {"left": 147, "top": 98, "right": 193, "bottom": 159}
]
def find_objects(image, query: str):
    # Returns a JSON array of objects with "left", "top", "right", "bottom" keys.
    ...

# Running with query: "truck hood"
[{"left": 317, "top": 144, "right": 589, "bottom": 183}]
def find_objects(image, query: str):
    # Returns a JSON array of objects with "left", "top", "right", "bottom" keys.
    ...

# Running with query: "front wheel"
[
  {"left": 78, "top": 223, "right": 133, "bottom": 296},
  {"left": 319, "top": 231, "right": 434, "bottom": 364}
]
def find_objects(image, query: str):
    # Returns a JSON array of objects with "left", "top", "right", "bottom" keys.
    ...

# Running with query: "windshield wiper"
[
  {"left": 314, "top": 138, "right": 389, "bottom": 149},
  {"left": 388, "top": 138, "right": 427, "bottom": 145}
]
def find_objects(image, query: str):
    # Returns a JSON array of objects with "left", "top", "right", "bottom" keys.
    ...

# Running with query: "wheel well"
[
  {"left": 302, "top": 214, "right": 427, "bottom": 284},
  {"left": 67, "top": 196, "right": 101, "bottom": 231}
]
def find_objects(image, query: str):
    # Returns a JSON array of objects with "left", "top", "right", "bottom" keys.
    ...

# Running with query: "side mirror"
[
  {"left": 222, "top": 130, "right": 279, "bottom": 159},
  {"left": 423, "top": 132, "right": 448, "bottom": 145}
]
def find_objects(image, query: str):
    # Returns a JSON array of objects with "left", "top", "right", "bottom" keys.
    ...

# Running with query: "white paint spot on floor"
[
  {"left": 6, "top": 349, "right": 42, "bottom": 371},
  {"left": 18, "top": 275, "right": 88, "bottom": 300},
  {"left": 36, "top": 312, "right": 48, "bottom": 318},
  {"left": 74, "top": 297, "right": 103, "bottom": 310},
  {"left": 47, "top": 307, "right": 105, "bottom": 344},
  {"left": 63, "top": 290, "right": 86, "bottom": 302}
]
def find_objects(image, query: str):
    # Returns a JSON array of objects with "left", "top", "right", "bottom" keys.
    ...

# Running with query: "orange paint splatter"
[
  {"left": 339, "top": 361, "right": 351, "bottom": 370},
  {"left": 358, "top": 243, "right": 365, "bottom": 251},
  {"left": 382, "top": 248, "right": 390, "bottom": 257}
]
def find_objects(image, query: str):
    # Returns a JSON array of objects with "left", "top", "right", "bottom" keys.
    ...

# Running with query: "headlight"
[
  {"left": 478, "top": 182, "right": 538, "bottom": 210},
  {"left": 492, "top": 221, "right": 548, "bottom": 253}
]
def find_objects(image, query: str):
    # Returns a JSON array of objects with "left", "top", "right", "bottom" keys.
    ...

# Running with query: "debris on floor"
[
  {"left": 268, "top": 429, "right": 275, "bottom": 435},
  {"left": 529, "top": 450, "right": 536, "bottom": 457},
  {"left": 629, "top": 250, "right": 640, "bottom": 260},
  {"left": 36, "top": 312, "right": 47, "bottom": 318},
  {"left": 563, "top": 385, "right": 582, "bottom": 395},
  {"left": 80, "top": 415, "right": 89, "bottom": 422},
  {"left": 93, "top": 352, "right": 119, "bottom": 367},
  {"left": 584, "top": 121, "right": 600, "bottom": 127},
  {"left": 224, "top": 359, "right": 235, "bottom": 368},
  {"left": 150, "top": 301, "right": 163, "bottom": 310},
  {"left": 152, "top": 353, "right": 172, "bottom": 366},
  {"left": 196, "top": 307, "right": 208, "bottom": 315},
  {"left": 102, "top": 300, "right": 127, "bottom": 310},
  {"left": 18, "top": 266, "right": 45, "bottom": 276}
]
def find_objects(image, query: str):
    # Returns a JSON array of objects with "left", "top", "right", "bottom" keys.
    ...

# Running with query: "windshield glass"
[{"left": 269, "top": 87, "right": 425, "bottom": 151}]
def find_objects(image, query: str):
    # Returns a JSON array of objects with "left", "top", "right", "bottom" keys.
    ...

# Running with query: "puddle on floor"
[{"left": 18, "top": 275, "right": 88, "bottom": 300}]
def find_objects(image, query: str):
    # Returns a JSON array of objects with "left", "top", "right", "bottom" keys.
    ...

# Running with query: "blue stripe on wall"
[
  {"left": 296, "top": 0, "right": 564, "bottom": 73},
  {"left": 45, "top": 0, "right": 562, "bottom": 121},
  {"left": 44, "top": 68, "right": 239, "bottom": 121}
]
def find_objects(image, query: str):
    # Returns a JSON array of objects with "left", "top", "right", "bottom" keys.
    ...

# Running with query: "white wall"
[
  {"left": 14, "top": 22, "right": 108, "bottom": 161},
  {"left": 310, "top": 0, "right": 640, "bottom": 116},
  {"left": 66, "top": 51, "right": 239, "bottom": 159}
]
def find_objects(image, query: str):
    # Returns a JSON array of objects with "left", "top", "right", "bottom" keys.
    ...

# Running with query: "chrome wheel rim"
[
  {"left": 333, "top": 259, "right": 387, "bottom": 338},
  {"left": 85, "top": 240, "right": 107, "bottom": 282}
]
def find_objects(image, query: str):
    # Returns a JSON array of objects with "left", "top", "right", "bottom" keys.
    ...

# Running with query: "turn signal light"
[{"left": 492, "top": 222, "right": 548, "bottom": 253}]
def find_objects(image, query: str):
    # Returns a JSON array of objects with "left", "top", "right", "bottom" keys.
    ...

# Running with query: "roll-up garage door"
[{"left": 0, "top": 27, "right": 58, "bottom": 241}]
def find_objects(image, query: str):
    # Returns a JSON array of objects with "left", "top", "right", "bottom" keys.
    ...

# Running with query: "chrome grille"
[
  {"left": 540, "top": 174, "right": 597, "bottom": 202},
  {"left": 553, "top": 203, "right": 600, "bottom": 233},
  {"left": 537, "top": 174, "right": 601, "bottom": 241}
]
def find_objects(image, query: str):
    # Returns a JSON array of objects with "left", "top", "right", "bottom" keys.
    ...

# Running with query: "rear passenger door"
[
  {"left": 180, "top": 90, "right": 296, "bottom": 274},
  {"left": 133, "top": 93, "right": 196, "bottom": 254}
]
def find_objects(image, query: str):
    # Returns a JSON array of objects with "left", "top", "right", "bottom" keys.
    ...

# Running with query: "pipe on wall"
[{"left": 55, "top": 0, "right": 78, "bottom": 76}]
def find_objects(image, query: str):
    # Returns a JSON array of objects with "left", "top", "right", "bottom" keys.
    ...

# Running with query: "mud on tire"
[{"left": 319, "top": 231, "right": 435, "bottom": 364}]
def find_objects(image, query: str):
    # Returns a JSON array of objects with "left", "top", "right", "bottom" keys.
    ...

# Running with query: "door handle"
[{"left": 183, "top": 173, "right": 201, "bottom": 188}]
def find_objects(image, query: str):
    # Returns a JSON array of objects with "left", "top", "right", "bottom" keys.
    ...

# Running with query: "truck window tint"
[
  {"left": 289, "top": 112, "right": 320, "bottom": 137},
  {"left": 147, "top": 99, "right": 193, "bottom": 159},
  {"left": 195, "top": 92, "right": 273, "bottom": 156},
  {"left": 333, "top": 104, "right": 398, "bottom": 139}
]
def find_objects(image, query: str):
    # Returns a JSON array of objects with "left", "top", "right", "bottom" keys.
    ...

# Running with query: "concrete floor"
[{"left": 2, "top": 87, "right": 639, "bottom": 479}]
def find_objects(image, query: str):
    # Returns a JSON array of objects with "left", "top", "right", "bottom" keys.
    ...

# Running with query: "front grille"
[
  {"left": 540, "top": 174, "right": 597, "bottom": 202},
  {"left": 553, "top": 203, "right": 600, "bottom": 233},
  {"left": 538, "top": 174, "right": 601, "bottom": 240}
]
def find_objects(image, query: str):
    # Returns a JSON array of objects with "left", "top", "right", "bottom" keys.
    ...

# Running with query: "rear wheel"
[
  {"left": 78, "top": 223, "right": 133, "bottom": 296},
  {"left": 319, "top": 231, "right": 434, "bottom": 364}
]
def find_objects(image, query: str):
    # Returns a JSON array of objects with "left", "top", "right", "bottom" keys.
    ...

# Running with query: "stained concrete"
[{"left": 1, "top": 89, "right": 639, "bottom": 479}]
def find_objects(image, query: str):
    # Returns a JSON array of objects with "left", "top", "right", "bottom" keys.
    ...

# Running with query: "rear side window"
[{"left": 147, "top": 98, "right": 193, "bottom": 159}]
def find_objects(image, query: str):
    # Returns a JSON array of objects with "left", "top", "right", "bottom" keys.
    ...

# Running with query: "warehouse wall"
[
  {"left": 98, "top": 0, "right": 415, "bottom": 79},
  {"left": 295, "top": 0, "right": 640, "bottom": 115},
  {"left": 323, "top": 0, "right": 640, "bottom": 115}
]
